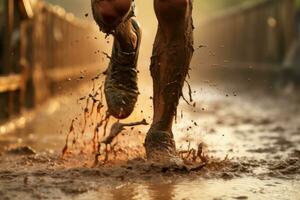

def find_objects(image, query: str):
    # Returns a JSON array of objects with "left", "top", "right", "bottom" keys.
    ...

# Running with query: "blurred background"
[
  {"left": 1, "top": 2, "right": 300, "bottom": 199},
  {"left": 0, "top": 0, "right": 299, "bottom": 143}
]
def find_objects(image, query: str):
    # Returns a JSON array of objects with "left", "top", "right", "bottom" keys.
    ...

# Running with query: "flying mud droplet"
[
  {"left": 62, "top": 119, "right": 75, "bottom": 156},
  {"left": 94, "top": 119, "right": 148, "bottom": 166}
]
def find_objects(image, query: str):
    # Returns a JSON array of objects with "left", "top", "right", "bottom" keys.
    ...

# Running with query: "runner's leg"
[
  {"left": 92, "top": 0, "right": 141, "bottom": 119},
  {"left": 145, "top": 0, "right": 194, "bottom": 162}
]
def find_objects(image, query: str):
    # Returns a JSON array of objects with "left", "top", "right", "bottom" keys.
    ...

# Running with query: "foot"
[
  {"left": 104, "top": 18, "right": 141, "bottom": 119},
  {"left": 145, "top": 128, "right": 183, "bottom": 166}
]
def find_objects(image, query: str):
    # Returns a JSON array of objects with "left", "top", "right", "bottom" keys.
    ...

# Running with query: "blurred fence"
[
  {"left": 0, "top": 0, "right": 297, "bottom": 122},
  {"left": 193, "top": 0, "right": 296, "bottom": 76},
  {"left": 0, "top": 0, "right": 102, "bottom": 122}
]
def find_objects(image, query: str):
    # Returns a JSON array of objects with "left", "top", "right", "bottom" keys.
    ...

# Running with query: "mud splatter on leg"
[{"left": 145, "top": 0, "right": 194, "bottom": 162}]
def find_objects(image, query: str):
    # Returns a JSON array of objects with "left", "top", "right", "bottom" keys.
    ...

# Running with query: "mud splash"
[
  {"left": 0, "top": 147, "right": 299, "bottom": 200},
  {"left": 61, "top": 73, "right": 150, "bottom": 166},
  {"left": 1, "top": 81, "right": 300, "bottom": 199}
]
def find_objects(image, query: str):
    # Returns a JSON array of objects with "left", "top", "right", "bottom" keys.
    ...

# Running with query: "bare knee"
[
  {"left": 154, "top": 0, "right": 188, "bottom": 22},
  {"left": 92, "top": 0, "right": 132, "bottom": 29}
]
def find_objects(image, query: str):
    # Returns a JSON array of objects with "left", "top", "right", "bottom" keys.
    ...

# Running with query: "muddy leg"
[
  {"left": 145, "top": 0, "right": 194, "bottom": 162},
  {"left": 92, "top": 0, "right": 141, "bottom": 119}
]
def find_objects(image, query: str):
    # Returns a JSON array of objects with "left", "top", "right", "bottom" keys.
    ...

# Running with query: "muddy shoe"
[
  {"left": 145, "top": 129, "right": 183, "bottom": 166},
  {"left": 104, "top": 19, "right": 141, "bottom": 119}
]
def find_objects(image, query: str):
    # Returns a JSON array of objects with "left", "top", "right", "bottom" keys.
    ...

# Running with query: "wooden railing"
[
  {"left": 0, "top": 74, "right": 22, "bottom": 93},
  {"left": 193, "top": 0, "right": 296, "bottom": 72},
  {"left": 0, "top": 0, "right": 103, "bottom": 122},
  {"left": 23, "top": 2, "right": 102, "bottom": 102}
]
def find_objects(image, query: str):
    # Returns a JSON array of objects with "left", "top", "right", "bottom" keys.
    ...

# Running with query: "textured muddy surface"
[{"left": 0, "top": 83, "right": 300, "bottom": 200}]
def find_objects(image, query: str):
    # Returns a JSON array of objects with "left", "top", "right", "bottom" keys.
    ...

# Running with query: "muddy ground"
[{"left": 0, "top": 82, "right": 300, "bottom": 200}]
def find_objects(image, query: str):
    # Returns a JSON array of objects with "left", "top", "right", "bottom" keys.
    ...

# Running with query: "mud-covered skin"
[{"left": 145, "top": 0, "right": 194, "bottom": 162}]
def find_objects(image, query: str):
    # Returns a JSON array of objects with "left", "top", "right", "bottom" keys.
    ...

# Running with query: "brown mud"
[{"left": 0, "top": 82, "right": 300, "bottom": 199}]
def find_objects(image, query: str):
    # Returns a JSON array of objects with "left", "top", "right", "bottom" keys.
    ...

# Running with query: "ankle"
[{"left": 145, "top": 129, "right": 176, "bottom": 152}]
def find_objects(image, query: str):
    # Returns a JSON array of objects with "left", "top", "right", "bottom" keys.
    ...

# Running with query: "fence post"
[
  {"left": 0, "top": 0, "right": 15, "bottom": 121},
  {"left": 281, "top": 0, "right": 296, "bottom": 54}
]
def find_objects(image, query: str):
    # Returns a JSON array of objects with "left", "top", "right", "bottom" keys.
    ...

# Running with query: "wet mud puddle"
[{"left": 0, "top": 83, "right": 300, "bottom": 200}]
